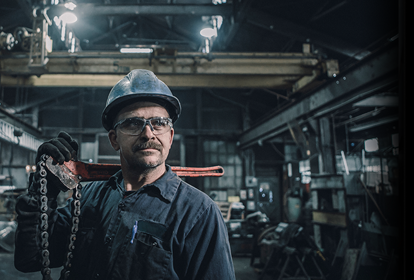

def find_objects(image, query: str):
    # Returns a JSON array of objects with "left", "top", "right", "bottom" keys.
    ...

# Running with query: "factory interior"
[{"left": 0, "top": 0, "right": 406, "bottom": 279}]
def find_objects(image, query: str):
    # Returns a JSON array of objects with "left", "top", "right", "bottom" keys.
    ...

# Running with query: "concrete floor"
[
  {"left": 233, "top": 256, "right": 261, "bottom": 280},
  {"left": 1, "top": 250, "right": 261, "bottom": 280}
]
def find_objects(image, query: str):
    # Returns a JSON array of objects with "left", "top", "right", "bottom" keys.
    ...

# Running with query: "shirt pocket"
[{"left": 123, "top": 230, "right": 172, "bottom": 280}]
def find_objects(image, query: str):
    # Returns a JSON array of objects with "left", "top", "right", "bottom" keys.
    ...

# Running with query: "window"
[{"left": 203, "top": 140, "right": 242, "bottom": 201}]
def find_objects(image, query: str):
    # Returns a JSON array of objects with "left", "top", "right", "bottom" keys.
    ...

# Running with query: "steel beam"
[
  {"left": 238, "top": 44, "right": 399, "bottom": 149},
  {"left": 46, "top": 4, "right": 232, "bottom": 17},
  {"left": 352, "top": 95, "right": 398, "bottom": 107},
  {"left": 348, "top": 115, "right": 398, "bottom": 132},
  {"left": 0, "top": 52, "right": 321, "bottom": 75},
  {"left": 0, "top": 51, "right": 335, "bottom": 90},
  {"left": 0, "top": 73, "right": 300, "bottom": 89}
]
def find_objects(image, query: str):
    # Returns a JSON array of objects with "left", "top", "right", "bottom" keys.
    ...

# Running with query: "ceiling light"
[
  {"left": 60, "top": 12, "right": 77, "bottom": 24},
  {"left": 212, "top": 0, "right": 227, "bottom": 4},
  {"left": 64, "top": 2, "right": 77, "bottom": 10},
  {"left": 200, "top": 16, "right": 220, "bottom": 38},
  {"left": 120, "top": 47, "right": 153, "bottom": 54},
  {"left": 200, "top": 27, "right": 217, "bottom": 38}
]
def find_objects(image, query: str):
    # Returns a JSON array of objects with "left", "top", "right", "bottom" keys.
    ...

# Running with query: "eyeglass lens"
[{"left": 117, "top": 117, "right": 171, "bottom": 135}]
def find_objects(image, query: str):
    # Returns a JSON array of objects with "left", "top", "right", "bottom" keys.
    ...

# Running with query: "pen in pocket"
[{"left": 130, "top": 221, "right": 138, "bottom": 244}]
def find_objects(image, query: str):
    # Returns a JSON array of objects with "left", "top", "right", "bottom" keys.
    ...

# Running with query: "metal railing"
[{"left": 0, "top": 119, "right": 42, "bottom": 151}]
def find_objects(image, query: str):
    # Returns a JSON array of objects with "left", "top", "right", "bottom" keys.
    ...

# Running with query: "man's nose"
[{"left": 139, "top": 123, "right": 155, "bottom": 139}]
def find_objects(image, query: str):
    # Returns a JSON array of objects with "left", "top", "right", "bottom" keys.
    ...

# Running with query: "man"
[{"left": 14, "top": 69, "right": 236, "bottom": 280}]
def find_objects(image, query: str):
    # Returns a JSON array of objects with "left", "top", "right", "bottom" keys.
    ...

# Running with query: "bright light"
[
  {"left": 216, "top": 16, "right": 223, "bottom": 29},
  {"left": 60, "top": 12, "right": 77, "bottom": 24},
  {"left": 200, "top": 27, "right": 217, "bottom": 38},
  {"left": 64, "top": 2, "right": 77, "bottom": 10},
  {"left": 120, "top": 48, "right": 153, "bottom": 54},
  {"left": 46, "top": 36, "right": 53, "bottom": 52},
  {"left": 53, "top": 16, "right": 61, "bottom": 27},
  {"left": 203, "top": 38, "right": 210, "bottom": 53},
  {"left": 364, "top": 138, "right": 379, "bottom": 152}
]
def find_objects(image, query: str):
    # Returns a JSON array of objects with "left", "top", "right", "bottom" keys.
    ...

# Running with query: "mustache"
[{"left": 132, "top": 142, "right": 163, "bottom": 152}]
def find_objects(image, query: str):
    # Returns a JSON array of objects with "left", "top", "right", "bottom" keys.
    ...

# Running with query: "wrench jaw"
[{"left": 44, "top": 156, "right": 80, "bottom": 192}]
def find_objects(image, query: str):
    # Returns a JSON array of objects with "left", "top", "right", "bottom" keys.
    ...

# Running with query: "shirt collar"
[
  {"left": 108, "top": 165, "right": 180, "bottom": 202},
  {"left": 150, "top": 165, "right": 181, "bottom": 202},
  {"left": 108, "top": 169, "right": 124, "bottom": 193}
]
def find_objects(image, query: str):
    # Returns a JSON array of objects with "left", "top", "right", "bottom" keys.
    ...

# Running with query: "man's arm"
[
  {"left": 181, "top": 203, "right": 235, "bottom": 280},
  {"left": 14, "top": 131, "right": 79, "bottom": 272}
]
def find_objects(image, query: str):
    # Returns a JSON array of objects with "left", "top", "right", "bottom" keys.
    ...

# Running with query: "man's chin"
[
  {"left": 133, "top": 159, "right": 163, "bottom": 169},
  {"left": 142, "top": 162, "right": 162, "bottom": 169}
]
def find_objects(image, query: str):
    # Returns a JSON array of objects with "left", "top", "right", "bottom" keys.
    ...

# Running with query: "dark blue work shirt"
[{"left": 14, "top": 165, "right": 235, "bottom": 280}]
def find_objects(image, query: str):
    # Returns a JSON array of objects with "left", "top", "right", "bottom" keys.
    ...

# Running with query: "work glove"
[
  {"left": 31, "top": 131, "right": 79, "bottom": 199},
  {"left": 36, "top": 131, "right": 79, "bottom": 164}
]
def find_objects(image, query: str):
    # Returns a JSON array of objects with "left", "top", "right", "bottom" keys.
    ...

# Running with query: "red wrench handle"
[
  {"left": 45, "top": 157, "right": 224, "bottom": 191},
  {"left": 63, "top": 161, "right": 224, "bottom": 181}
]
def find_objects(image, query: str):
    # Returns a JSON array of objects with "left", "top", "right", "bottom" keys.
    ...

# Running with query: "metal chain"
[
  {"left": 59, "top": 183, "right": 82, "bottom": 280},
  {"left": 38, "top": 155, "right": 51, "bottom": 280},
  {"left": 38, "top": 155, "right": 82, "bottom": 280}
]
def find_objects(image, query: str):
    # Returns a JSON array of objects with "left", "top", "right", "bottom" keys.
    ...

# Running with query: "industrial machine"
[{"left": 255, "top": 222, "right": 328, "bottom": 280}]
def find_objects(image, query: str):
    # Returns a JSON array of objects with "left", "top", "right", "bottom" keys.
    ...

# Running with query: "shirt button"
[
  {"left": 119, "top": 203, "right": 126, "bottom": 210},
  {"left": 104, "top": 237, "right": 112, "bottom": 244},
  {"left": 94, "top": 273, "right": 100, "bottom": 279}
]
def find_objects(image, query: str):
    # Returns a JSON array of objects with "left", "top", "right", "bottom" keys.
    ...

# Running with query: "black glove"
[
  {"left": 36, "top": 131, "right": 79, "bottom": 164},
  {"left": 33, "top": 131, "right": 79, "bottom": 198}
]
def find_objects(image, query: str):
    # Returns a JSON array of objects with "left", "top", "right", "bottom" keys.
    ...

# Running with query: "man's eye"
[
  {"left": 124, "top": 119, "right": 143, "bottom": 128},
  {"left": 152, "top": 119, "right": 167, "bottom": 127}
]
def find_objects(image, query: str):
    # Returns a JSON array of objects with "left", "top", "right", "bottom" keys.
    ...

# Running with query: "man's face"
[{"left": 108, "top": 101, "right": 174, "bottom": 170}]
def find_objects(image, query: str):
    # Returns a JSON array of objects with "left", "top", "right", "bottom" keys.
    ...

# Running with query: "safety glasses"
[{"left": 113, "top": 117, "right": 173, "bottom": 135}]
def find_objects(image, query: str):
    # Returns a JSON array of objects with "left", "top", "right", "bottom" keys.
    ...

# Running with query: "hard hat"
[{"left": 101, "top": 69, "right": 181, "bottom": 131}]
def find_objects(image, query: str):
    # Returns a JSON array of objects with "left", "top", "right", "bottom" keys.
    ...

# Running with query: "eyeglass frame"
[{"left": 112, "top": 116, "right": 173, "bottom": 135}]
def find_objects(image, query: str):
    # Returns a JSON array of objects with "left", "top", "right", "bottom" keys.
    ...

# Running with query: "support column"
[
  {"left": 307, "top": 118, "right": 320, "bottom": 175},
  {"left": 319, "top": 117, "right": 336, "bottom": 174},
  {"left": 196, "top": 90, "right": 204, "bottom": 192},
  {"left": 31, "top": 106, "right": 39, "bottom": 128}
]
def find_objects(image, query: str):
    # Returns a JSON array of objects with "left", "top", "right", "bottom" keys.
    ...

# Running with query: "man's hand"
[
  {"left": 36, "top": 131, "right": 79, "bottom": 164},
  {"left": 33, "top": 132, "right": 79, "bottom": 198}
]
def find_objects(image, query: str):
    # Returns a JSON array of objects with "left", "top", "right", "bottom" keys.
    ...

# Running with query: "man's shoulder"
[
  {"left": 178, "top": 180, "right": 212, "bottom": 202},
  {"left": 175, "top": 180, "right": 222, "bottom": 214},
  {"left": 79, "top": 179, "right": 117, "bottom": 198}
]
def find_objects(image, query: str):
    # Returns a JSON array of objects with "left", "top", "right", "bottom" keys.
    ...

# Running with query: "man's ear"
[
  {"left": 169, "top": 128, "right": 175, "bottom": 146},
  {"left": 108, "top": 130, "right": 120, "bottom": 151}
]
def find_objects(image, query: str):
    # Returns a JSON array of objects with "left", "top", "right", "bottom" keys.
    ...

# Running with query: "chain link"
[
  {"left": 38, "top": 155, "right": 82, "bottom": 280},
  {"left": 59, "top": 183, "right": 82, "bottom": 280}
]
